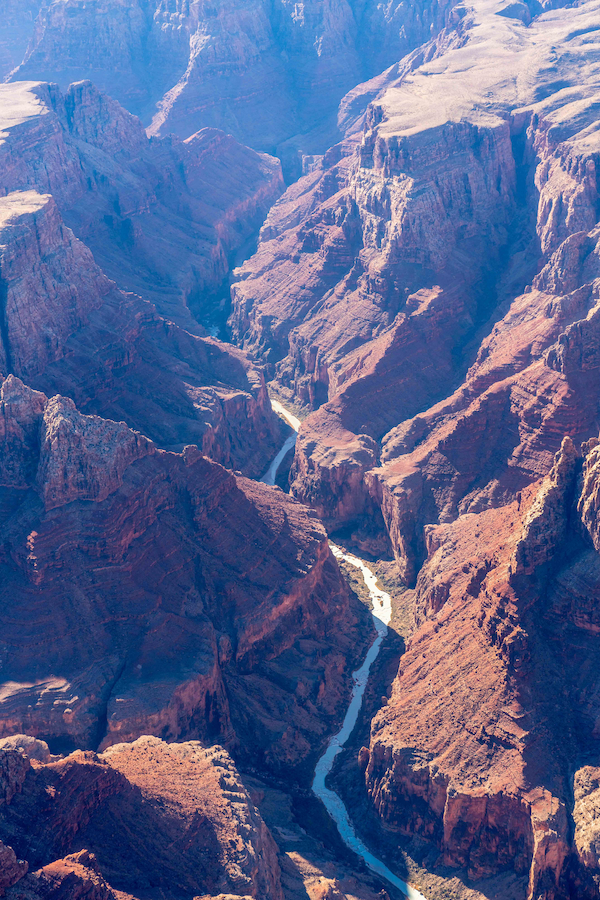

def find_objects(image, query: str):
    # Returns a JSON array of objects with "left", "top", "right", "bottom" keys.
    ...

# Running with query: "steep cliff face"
[
  {"left": 0, "top": 76, "right": 284, "bottom": 477},
  {"left": 361, "top": 432, "right": 600, "bottom": 899},
  {"left": 232, "top": 0, "right": 600, "bottom": 549},
  {"left": 0, "top": 189, "right": 279, "bottom": 476},
  {"left": 0, "top": 378, "right": 369, "bottom": 767},
  {"left": 0, "top": 79, "right": 283, "bottom": 327},
  {"left": 227, "top": 0, "right": 600, "bottom": 896},
  {"left": 6, "top": 0, "right": 464, "bottom": 165},
  {"left": 231, "top": 0, "right": 600, "bottom": 443},
  {"left": 148, "top": 0, "right": 337, "bottom": 152},
  {"left": 0, "top": 737, "right": 283, "bottom": 900}
]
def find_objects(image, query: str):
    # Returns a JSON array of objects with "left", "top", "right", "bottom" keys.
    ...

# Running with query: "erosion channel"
[{"left": 263, "top": 400, "right": 428, "bottom": 900}]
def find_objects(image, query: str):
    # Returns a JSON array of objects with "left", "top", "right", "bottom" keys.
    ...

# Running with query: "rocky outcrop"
[
  {"left": 510, "top": 437, "right": 579, "bottom": 578},
  {"left": 225, "top": 0, "right": 600, "bottom": 897},
  {"left": 0, "top": 189, "right": 279, "bottom": 476},
  {"left": 360, "top": 476, "right": 592, "bottom": 898},
  {"left": 0, "top": 736, "right": 283, "bottom": 900},
  {"left": 7, "top": 852, "right": 120, "bottom": 900},
  {"left": 231, "top": 0, "right": 600, "bottom": 529},
  {"left": 0, "top": 79, "right": 283, "bottom": 328},
  {"left": 0, "top": 842, "right": 28, "bottom": 897},
  {"left": 0, "top": 378, "right": 369, "bottom": 764},
  {"left": 573, "top": 767, "right": 600, "bottom": 882},
  {"left": 6, "top": 0, "right": 463, "bottom": 168}
]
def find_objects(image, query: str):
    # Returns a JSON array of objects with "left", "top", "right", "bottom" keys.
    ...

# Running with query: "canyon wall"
[
  {"left": 229, "top": 0, "right": 600, "bottom": 896},
  {"left": 6, "top": 0, "right": 463, "bottom": 168},
  {"left": 0, "top": 187, "right": 281, "bottom": 476},
  {"left": 0, "top": 377, "right": 370, "bottom": 768},
  {"left": 0, "top": 79, "right": 283, "bottom": 328}
]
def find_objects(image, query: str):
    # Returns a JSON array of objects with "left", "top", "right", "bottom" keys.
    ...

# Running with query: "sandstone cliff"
[
  {"left": 227, "top": 0, "right": 600, "bottom": 896},
  {"left": 0, "top": 79, "right": 283, "bottom": 328},
  {"left": 6, "top": 0, "right": 464, "bottom": 171},
  {"left": 0, "top": 188, "right": 280, "bottom": 476},
  {"left": 0, "top": 736, "right": 283, "bottom": 900},
  {"left": 0, "top": 378, "right": 370, "bottom": 766}
]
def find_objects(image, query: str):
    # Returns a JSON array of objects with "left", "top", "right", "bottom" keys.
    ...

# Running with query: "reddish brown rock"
[
  {"left": 0, "top": 841, "right": 28, "bottom": 897},
  {"left": 0, "top": 79, "right": 285, "bottom": 476},
  {"left": 225, "top": 2, "right": 600, "bottom": 897},
  {"left": 0, "top": 737, "right": 283, "bottom": 900},
  {"left": 0, "top": 189, "right": 280, "bottom": 477},
  {"left": 6, "top": 0, "right": 461, "bottom": 169},
  {"left": 0, "top": 79, "right": 283, "bottom": 328},
  {"left": 0, "top": 378, "right": 369, "bottom": 764},
  {"left": 7, "top": 852, "right": 120, "bottom": 900}
]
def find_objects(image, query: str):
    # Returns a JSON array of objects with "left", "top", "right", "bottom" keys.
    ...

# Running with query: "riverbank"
[{"left": 261, "top": 400, "right": 429, "bottom": 900}]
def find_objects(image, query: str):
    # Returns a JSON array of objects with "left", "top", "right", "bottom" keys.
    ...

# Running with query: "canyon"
[
  {"left": 228, "top": 0, "right": 600, "bottom": 896},
  {"left": 2, "top": 1, "right": 600, "bottom": 900}
]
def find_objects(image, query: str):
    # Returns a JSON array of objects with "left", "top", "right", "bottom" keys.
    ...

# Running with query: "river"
[{"left": 263, "top": 400, "right": 428, "bottom": 900}]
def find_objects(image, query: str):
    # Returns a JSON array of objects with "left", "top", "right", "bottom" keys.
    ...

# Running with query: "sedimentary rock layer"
[
  {"left": 0, "top": 79, "right": 283, "bottom": 326},
  {"left": 0, "top": 188, "right": 279, "bottom": 475},
  {"left": 0, "top": 736, "right": 283, "bottom": 900},
  {"left": 229, "top": 0, "right": 600, "bottom": 896},
  {"left": 0, "top": 377, "right": 369, "bottom": 765},
  {"left": 7, "top": 0, "right": 462, "bottom": 167}
]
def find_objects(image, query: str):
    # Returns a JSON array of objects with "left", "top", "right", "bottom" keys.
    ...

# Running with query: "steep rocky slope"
[
  {"left": 0, "top": 377, "right": 370, "bottom": 765},
  {"left": 0, "top": 188, "right": 279, "bottom": 475},
  {"left": 6, "top": 0, "right": 462, "bottom": 169},
  {"left": 227, "top": 0, "right": 600, "bottom": 896},
  {"left": 0, "top": 79, "right": 283, "bottom": 327},
  {"left": 0, "top": 78, "right": 284, "bottom": 475},
  {"left": 0, "top": 736, "right": 283, "bottom": 900}
]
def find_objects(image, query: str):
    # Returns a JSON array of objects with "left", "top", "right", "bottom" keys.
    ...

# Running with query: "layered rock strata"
[
  {"left": 229, "top": 0, "right": 600, "bottom": 896},
  {"left": 0, "top": 377, "right": 369, "bottom": 764},
  {"left": 0, "top": 79, "right": 283, "bottom": 327},
  {"left": 0, "top": 736, "right": 283, "bottom": 900},
  {"left": 6, "top": 0, "right": 463, "bottom": 167},
  {"left": 0, "top": 188, "right": 279, "bottom": 476}
]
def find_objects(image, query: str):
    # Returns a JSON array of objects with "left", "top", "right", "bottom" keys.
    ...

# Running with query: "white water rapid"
[{"left": 264, "top": 400, "right": 428, "bottom": 900}]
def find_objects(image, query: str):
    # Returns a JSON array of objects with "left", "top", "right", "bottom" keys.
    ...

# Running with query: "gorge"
[{"left": 2, "top": 1, "right": 600, "bottom": 900}]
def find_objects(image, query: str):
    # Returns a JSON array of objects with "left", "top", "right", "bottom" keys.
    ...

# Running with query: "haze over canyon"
[{"left": 1, "top": 2, "right": 600, "bottom": 900}]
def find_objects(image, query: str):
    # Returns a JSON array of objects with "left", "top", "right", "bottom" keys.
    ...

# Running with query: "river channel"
[{"left": 262, "top": 401, "right": 428, "bottom": 900}]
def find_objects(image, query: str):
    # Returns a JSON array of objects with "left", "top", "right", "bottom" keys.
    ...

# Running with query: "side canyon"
[{"left": 2, "top": 2, "right": 600, "bottom": 900}]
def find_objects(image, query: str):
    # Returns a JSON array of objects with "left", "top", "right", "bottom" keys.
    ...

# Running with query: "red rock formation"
[
  {"left": 6, "top": 0, "right": 462, "bottom": 164},
  {"left": 0, "top": 377, "right": 370, "bottom": 764},
  {"left": 0, "top": 188, "right": 280, "bottom": 476},
  {"left": 360, "top": 432, "right": 600, "bottom": 898},
  {"left": 0, "top": 79, "right": 283, "bottom": 328},
  {"left": 0, "top": 842, "right": 28, "bottom": 898},
  {"left": 7, "top": 852, "right": 121, "bottom": 900},
  {"left": 226, "top": 0, "right": 600, "bottom": 896},
  {"left": 0, "top": 737, "right": 283, "bottom": 900}
]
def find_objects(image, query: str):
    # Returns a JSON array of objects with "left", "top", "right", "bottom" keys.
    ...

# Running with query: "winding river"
[{"left": 263, "top": 401, "right": 428, "bottom": 900}]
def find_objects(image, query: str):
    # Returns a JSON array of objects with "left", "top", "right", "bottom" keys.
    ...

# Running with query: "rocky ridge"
[
  {"left": 0, "top": 187, "right": 280, "bottom": 475},
  {"left": 5, "top": 0, "right": 463, "bottom": 172},
  {"left": 227, "top": 0, "right": 600, "bottom": 896},
  {"left": 0, "top": 79, "right": 283, "bottom": 327},
  {"left": 0, "top": 376, "right": 370, "bottom": 766},
  {"left": 0, "top": 735, "right": 283, "bottom": 900}
]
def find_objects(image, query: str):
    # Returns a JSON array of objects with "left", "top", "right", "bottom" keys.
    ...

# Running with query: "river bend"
[{"left": 264, "top": 401, "right": 428, "bottom": 900}]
